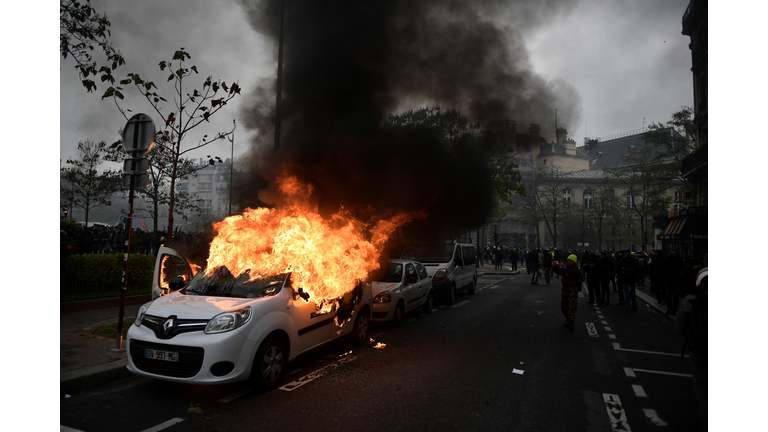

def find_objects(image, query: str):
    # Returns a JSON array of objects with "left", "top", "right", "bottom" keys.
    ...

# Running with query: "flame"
[{"left": 205, "top": 175, "right": 422, "bottom": 312}]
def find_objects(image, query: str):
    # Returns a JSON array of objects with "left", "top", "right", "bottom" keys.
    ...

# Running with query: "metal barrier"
[{"left": 61, "top": 269, "right": 154, "bottom": 302}]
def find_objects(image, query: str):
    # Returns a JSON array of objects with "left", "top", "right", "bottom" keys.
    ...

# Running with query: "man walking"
[
  {"left": 542, "top": 249, "right": 552, "bottom": 286},
  {"left": 552, "top": 254, "right": 583, "bottom": 331},
  {"left": 530, "top": 249, "right": 541, "bottom": 285},
  {"left": 620, "top": 252, "right": 639, "bottom": 311}
]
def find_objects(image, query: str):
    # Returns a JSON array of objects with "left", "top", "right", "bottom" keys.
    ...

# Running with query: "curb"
[{"left": 61, "top": 359, "right": 133, "bottom": 394}]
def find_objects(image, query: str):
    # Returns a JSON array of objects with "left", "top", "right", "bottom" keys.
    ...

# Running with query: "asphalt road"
[{"left": 60, "top": 274, "right": 701, "bottom": 432}]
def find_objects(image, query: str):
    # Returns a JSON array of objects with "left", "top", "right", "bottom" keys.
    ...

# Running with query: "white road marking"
[
  {"left": 609, "top": 334, "right": 616, "bottom": 339},
  {"left": 629, "top": 368, "right": 693, "bottom": 378},
  {"left": 602, "top": 393, "right": 631, "bottom": 431},
  {"left": 141, "top": 418, "right": 185, "bottom": 432},
  {"left": 604, "top": 327, "right": 612, "bottom": 331},
  {"left": 598, "top": 315, "right": 604, "bottom": 319},
  {"left": 585, "top": 322, "right": 598, "bottom": 337},
  {"left": 279, "top": 355, "right": 357, "bottom": 392},
  {"left": 601, "top": 320, "right": 608, "bottom": 325},
  {"left": 643, "top": 409, "right": 668, "bottom": 426},
  {"left": 623, "top": 367, "right": 636, "bottom": 377},
  {"left": 612, "top": 343, "right": 689, "bottom": 358},
  {"left": 632, "top": 385, "right": 647, "bottom": 398},
  {"left": 451, "top": 300, "right": 470, "bottom": 308}
]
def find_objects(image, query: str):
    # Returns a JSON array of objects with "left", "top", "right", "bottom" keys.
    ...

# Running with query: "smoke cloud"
[{"left": 233, "top": 0, "right": 583, "bottom": 239}]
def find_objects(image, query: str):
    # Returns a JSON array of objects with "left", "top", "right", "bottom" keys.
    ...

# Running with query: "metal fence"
[{"left": 61, "top": 269, "right": 154, "bottom": 302}]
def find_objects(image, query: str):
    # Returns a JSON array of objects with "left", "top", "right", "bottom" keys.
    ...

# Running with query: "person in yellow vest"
[{"left": 552, "top": 254, "right": 584, "bottom": 331}]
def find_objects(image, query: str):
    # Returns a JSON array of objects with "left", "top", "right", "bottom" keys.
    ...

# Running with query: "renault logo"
[{"left": 163, "top": 317, "right": 175, "bottom": 332}]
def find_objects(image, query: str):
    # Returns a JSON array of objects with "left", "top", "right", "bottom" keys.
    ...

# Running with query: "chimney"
[
  {"left": 565, "top": 138, "right": 577, "bottom": 155},
  {"left": 529, "top": 123, "right": 540, "bottom": 153},
  {"left": 556, "top": 127, "right": 567, "bottom": 144},
  {"left": 505, "top": 120, "right": 517, "bottom": 152}
]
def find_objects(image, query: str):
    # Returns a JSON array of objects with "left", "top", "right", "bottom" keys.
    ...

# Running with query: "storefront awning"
[{"left": 656, "top": 215, "right": 707, "bottom": 240}]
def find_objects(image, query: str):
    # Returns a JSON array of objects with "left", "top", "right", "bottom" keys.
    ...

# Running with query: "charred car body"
[{"left": 126, "top": 246, "right": 372, "bottom": 389}]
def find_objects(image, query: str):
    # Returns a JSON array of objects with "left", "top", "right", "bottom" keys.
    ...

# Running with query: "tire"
[
  {"left": 422, "top": 290, "right": 434, "bottom": 313},
  {"left": 447, "top": 283, "right": 456, "bottom": 305},
  {"left": 251, "top": 336, "right": 287, "bottom": 390},
  {"left": 351, "top": 307, "right": 370, "bottom": 345},
  {"left": 391, "top": 302, "right": 405, "bottom": 328},
  {"left": 468, "top": 279, "right": 476, "bottom": 295}
]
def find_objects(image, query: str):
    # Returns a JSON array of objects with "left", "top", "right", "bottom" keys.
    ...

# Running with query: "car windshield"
[
  {"left": 402, "top": 243, "right": 454, "bottom": 263},
  {"left": 183, "top": 267, "right": 286, "bottom": 298},
  {"left": 379, "top": 263, "right": 403, "bottom": 283}
]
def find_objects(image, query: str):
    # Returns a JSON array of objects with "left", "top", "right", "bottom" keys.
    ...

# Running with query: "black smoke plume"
[{"left": 233, "top": 0, "right": 582, "bottom": 239}]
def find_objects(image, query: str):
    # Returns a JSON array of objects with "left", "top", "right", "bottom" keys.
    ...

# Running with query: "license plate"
[{"left": 145, "top": 348, "right": 179, "bottom": 362}]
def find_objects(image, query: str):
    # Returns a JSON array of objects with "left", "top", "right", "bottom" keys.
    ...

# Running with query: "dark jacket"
[{"left": 552, "top": 264, "right": 583, "bottom": 291}]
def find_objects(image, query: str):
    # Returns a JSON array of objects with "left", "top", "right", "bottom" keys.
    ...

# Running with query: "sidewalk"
[{"left": 60, "top": 302, "right": 142, "bottom": 394}]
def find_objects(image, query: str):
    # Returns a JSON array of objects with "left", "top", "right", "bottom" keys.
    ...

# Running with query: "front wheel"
[
  {"left": 422, "top": 290, "right": 434, "bottom": 313},
  {"left": 351, "top": 307, "right": 370, "bottom": 345},
  {"left": 251, "top": 336, "right": 287, "bottom": 390},
  {"left": 447, "top": 284, "right": 456, "bottom": 305},
  {"left": 467, "top": 279, "right": 476, "bottom": 295},
  {"left": 391, "top": 302, "right": 405, "bottom": 328}
]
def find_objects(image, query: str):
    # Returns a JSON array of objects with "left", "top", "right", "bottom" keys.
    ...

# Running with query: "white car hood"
[
  {"left": 372, "top": 281, "right": 402, "bottom": 295},
  {"left": 145, "top": 291, "right": 277, "bottom": 320}
]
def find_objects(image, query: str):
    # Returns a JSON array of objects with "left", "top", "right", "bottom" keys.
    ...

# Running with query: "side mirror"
[{"left": 169, "top": 276, "right": 186, "bottom": 291}]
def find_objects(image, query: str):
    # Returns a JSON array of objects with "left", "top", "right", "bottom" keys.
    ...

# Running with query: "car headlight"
[
  {"left": 134, "top": 303, "right": 151, "bottom": 327},
  {"left": 433, "top": 268, "right": 447, "bottom": 281},
  {"left": 205, "top": 307, "right": 252, "bottom": 334},
  {"left": 374, "top": 292, "right": 391, "bottom": 303}
]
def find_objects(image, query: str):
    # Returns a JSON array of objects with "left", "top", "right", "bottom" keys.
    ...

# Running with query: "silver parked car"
[{"left": 372, "top": 259, "right": 434, "bottom": 326}]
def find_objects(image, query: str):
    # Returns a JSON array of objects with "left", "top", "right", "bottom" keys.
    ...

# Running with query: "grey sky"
[{"left": 60, "top": 0, "right": 693, "bottom": 166}]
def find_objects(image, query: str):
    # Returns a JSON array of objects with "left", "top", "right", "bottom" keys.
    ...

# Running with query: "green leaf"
[
  {"left": 168, "top": 74, "right": 174, "bottom": 82},
  {"left": 115, "top": 90, "right": 124, "bottom": 100}
]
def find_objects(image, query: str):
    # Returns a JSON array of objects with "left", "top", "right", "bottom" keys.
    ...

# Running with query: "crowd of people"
[
  {"left": 59, "top": 224, "right": 211, "bottom": 259},
  {"left": 483, "top": 245, "right": 706, "bottom": 317}
]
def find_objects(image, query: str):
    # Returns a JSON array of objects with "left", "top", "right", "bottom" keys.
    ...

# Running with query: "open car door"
[{"left": 152, "top": 246, "right": 197, "bottom": 299}]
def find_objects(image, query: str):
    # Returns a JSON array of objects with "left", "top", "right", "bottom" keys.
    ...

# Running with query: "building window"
[
  {"left": 584, "top": 189, "right": 593, "bottom": 210},
  {"left": 543, "top": 159, "right": 547, "bottom": 165},
  {"left": 563, "top": 189, "right": 571, "bottom": 208},
  {"left": 627, "top": 194, "right": 634, "bottom": 209}
]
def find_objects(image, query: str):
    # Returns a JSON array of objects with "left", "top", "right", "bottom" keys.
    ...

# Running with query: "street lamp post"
[{"left": 227, "top": 120, "right": 236, "bottom": 215}]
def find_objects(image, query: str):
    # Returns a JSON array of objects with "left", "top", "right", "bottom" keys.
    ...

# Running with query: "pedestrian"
[
  {"left": 599, "top": 251, "right": 613, "bottom": 305},
  {"left": 525, "top": 249, "right": 532, "bottom": 275},
  {"left": 542, "top": 249, "right": 552, "bottom": 286},
  {"left": 530, "top": 249, "right": 540, "bottom": 285},
  {"left": 553, "top": 248, "right": 561, "bottom": 278},
  {"left": 675, "top": 268, "right": 708, "bottom": 431},
  {"left": 648, "top": 250, "right": 665, "bottom": 305},
  {"left": 619, "top": 252, "right": 639, "bottom": 311},
  {"left": 614, "top": 252, "right": 625, "bottom": 306},
  {"left": 586, "top": 253, "right": 601, "bottom": 305},
  {"left": 552, "top": 254, "right": 583, "bottom": 331},
  {"left": 511, "top": 247, "right": 518, "bottom": 271},
  {"left": 662, "top": 249, "right": 685, "bottom": 315}
]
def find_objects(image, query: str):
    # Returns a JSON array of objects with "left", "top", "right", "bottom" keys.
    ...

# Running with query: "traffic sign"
[{"left": 122, "top": 113, "right": 155, "bottom": 157}]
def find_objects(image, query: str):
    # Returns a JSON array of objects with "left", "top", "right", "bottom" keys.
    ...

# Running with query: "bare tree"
[
  {"left": 61, "top": 139, "right": 121, "bottom": 226},
  {"left": 104, "top": 48, "right": 241, "bottom": 243},
  {"left": 607, "top": 145, "right": 672, "bottom": 252}
]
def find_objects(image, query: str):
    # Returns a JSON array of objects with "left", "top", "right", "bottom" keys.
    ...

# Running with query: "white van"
[{"left": 401, "top": 242, "right": 477, "bottom": 304}]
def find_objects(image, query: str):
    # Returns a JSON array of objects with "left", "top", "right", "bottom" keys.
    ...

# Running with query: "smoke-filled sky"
[
  {"left": 60, "top": 0, "right": 693, "bottom": 167},
  {"left": 57, "top": 0, "right": 700, "bottom": 238}
]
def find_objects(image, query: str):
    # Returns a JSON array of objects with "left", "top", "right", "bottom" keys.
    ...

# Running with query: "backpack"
[{"left": 683, "top": 290, "right": 708, "bottom": 359}]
